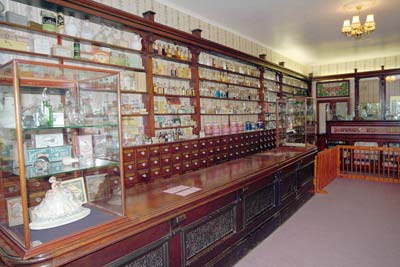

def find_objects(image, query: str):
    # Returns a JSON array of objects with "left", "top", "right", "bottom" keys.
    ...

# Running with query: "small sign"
[
  {"left": 26, "top": 145, "right": 72, "bottom": 165},
  {"left": 316, "top": 80, "right": 349, "bottom": 98}
]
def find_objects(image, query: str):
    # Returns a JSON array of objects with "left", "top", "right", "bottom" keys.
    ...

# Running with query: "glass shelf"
[
  {"left": 153, "top": 74, "right": 192, "bottom": 81},
  {"left": 199, "top": 78, "right": 260, "bottom": 90},
  {"left": 22, "top": 123, "right": 118, "bottom": 132},
  {"left": 200, "top": 96, "right": 260, "bottom": 102},
  {"left": 13, "top": 159, "right": 119, "bottom": 180},
  {"left": 198, "top": 63, "right": 259, "bottom": 79},
  {"left": 152, "top": 54, "right": 192, "bottom": 65}
]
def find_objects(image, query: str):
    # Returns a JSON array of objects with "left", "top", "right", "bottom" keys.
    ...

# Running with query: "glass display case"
[
  {"left": 0, "top": 60, "right": 124, "bottom": 255},
  {"left": 276, "top": 97, "right": 316, "bottom": 146}
]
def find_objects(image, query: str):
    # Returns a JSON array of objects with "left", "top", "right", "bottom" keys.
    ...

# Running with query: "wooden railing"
[
  {"left": 314, "top": 145, "right": 400, "bottom": 193},
  {"left": 337, "top": 145, "right": 400, "bottom": 183},
  {"left": 314, "top": 147, "right": 339, "bottom": 194}
]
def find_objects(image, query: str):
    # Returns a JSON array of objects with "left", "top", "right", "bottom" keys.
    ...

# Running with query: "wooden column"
[
  {"left": 190, "top": 47, "right": 201, "bottom": 135},
  {"left": 143, "top": 32, "right": 155, "bottom": 137},
  {"left": 354, "top": 77, "right": 360, "bottom": 119},
  {"left": 259, "top": 67, "right": 265, "bottom": 125},
  {"left": 380, "top": 75, "right": 386, "bottom": 120}
]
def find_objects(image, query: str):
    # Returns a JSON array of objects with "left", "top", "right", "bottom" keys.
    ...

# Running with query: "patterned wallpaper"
[
  {"left": 309, "top": 55, "right": 400, "bottom": 76},
  {"left": 94, "top": 0, "right": 308, "bottom": 75}
]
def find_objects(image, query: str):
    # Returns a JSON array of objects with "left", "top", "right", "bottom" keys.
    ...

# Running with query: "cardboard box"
[
  {"left": 25, "top": 145, "right": 72, "bottom": 165},
  {"left": 92, "top": 47, "right": 110, "bottom": 63},
  {"left": 34, "top": 133, "right": 64, "bottom": 148},
  {"left": 0, "top": 39, "right": 28, "bottom": 51},
  {"left": 5, "top": 11, "right": 28, "bottom": 26},
  {"left": 51, "top": 45, "right": 73, "bottom": 58}
]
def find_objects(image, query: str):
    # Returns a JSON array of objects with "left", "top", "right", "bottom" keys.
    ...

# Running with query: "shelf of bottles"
[
  {"left": 120, "top": 71, "right": 149, "bottom": 147},
  {"left": 276, "top": 97, "right": 316, "bottom": 146},
  {"left": 305, "top": 97, "right": 316, "bottom": 144},
  {"left": 277, "top": 100, "right": 288, "bottom": 146},
  {"left": 264, "top": 69, "right": 280, "bottom": 130},
  {"left": 282, "top": 75, "right": 309, "bottom": 97},
  {"left": 150, "top": 39, "right": 196, "bottom": 143},
  {"left": 0, "top": 4, "right": 144, "bottom": 71},
  {"left": 198, "top": 52, "right": 262, "bottom": 136},
  {"left": 285, "top": 98, "right": 306, "bottom": 143},
  {"left": 152, "top": 39, "right": 192, "bottom": 82}
]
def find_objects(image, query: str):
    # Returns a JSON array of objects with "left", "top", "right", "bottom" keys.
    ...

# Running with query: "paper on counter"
[
  {"left": 175, "top": 187, "right": 201, "bottom": 196},
  {"left": 163, "top": 185, "right": 190, "bottom": 194}
]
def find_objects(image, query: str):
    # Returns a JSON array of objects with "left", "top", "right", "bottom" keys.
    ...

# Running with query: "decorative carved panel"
[
  {"left": 105, "top": 238, "right": 169, "bottom": 267},
  {"left": 280, "top": 172, "right": 297, "bottom": 201},
  {"left": 298, "top": 162, "right": 314, "bottom": 187},
  {"left": 183, "top": 206, "right": 236, "bottom": 262},
  {"left": 244, "top": 183, "right": 275, "bottom": 225}
]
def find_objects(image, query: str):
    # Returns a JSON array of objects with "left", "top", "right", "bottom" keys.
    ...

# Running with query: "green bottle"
[{"left": 42, "top": 88, "right": 53, "bottom": 126}]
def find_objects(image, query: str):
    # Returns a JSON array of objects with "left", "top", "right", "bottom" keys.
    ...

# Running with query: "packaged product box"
[
  {"left": 5, "top": 11, "right": 28, "bottom": 26},
  {"left": 92, "top": 46, "right": 110, "bottom": 63},
  {"left": 51, "top": 45, "right": 73, "bottom": 58}
]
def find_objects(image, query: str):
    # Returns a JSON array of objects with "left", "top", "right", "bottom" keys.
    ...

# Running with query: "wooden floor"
[{"left": 235, "top": 178, "right": 400, "bottom": 267}]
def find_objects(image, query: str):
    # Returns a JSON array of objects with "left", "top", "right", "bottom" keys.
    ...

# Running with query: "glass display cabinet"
[
  {"left": 0, "top": 60, "right": 124, "bottom": 257},
  {"left": 276, "top": 97, "right": 316, "bottom": 146}
]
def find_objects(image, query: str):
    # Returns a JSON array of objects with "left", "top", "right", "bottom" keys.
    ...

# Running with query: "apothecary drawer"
[
  {"left": 160, "top": 145, "right": 171, "bottom": 155},
  {"left": 149, "top": 146, "right": 160, "bottom": 156},
  {"left": 172, "top": 143, "right": 181, "bottom": 153},
  {"left": 181, "top": 142, "right": 191, "bottom": 151},
  {"left": 27, "top": 179, "right": 48, "bottom": 192},
  {"left": 149, "top": 157, "right": 160, "bottom": 167},
  {"left": 123, "top": 149, "right": 135, "bottom": 161},
  {"left": 136, "top": 148, "right": 148, "bottom": 159},
  {"left": 136, "top": 159, "right": 149, "bottom": 170},
  {"left": 150, "top": 167, "right": 161, "bottom": 178},
  {"left": 161, "top": 155, "right": 172, "bottom": 166},
  {"left": 124, "top": 162, "right": 136, "bottom": 174},
  {"left": 137, "top": 169, "right": 150, "bottom": 182}
]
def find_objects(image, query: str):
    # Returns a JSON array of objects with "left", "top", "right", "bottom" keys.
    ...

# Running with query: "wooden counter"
[
  {"left": 319, "top": 120, "right": 400, "bottom": 150},
  {"left": 0, "top": 145, "right": 317, "bottom": 267}
]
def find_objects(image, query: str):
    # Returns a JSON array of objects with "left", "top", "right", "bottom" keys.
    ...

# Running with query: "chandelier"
[
  {"left": 386, "top": 76, "right": 396, "bottom": 83},
  {"left": 341, "top": 5, "right": 376, "bottom": 38}
]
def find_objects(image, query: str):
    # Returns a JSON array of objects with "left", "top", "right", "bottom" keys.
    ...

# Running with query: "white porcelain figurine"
[{"left": 29, "top": 177, "right": 90, "bottom": 230}]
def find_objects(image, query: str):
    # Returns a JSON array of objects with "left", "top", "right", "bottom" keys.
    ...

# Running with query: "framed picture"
[
  {"left": 77, "top": 135, "right": 93, "bottom": 158},
  {"left": 61, "top": 177, "right": 87, "bottom": 204},
  {"left": 85, "top": 173, "right": 109, "bottom": 202},
  {"left": 316, "top": 80, "right": 350, "bottom": 98},
  {"left": 6, "top": 197, "right": 23, "bottom": 227}
]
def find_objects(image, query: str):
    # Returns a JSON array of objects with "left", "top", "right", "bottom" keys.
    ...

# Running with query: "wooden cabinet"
[
  {"left": 0, "top": 145, "right": 316, "bottom": 267},
  {"left": 123, "top": 130, "right": 278, "bottom": 187}
]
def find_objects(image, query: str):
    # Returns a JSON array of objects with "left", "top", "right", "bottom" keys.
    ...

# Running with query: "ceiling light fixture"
[
  {"left": 386, "top": 76, "right": 396, "bottom": 83},
  {"left": 342, "top": 4, "right": 376, "bottom": 38}
]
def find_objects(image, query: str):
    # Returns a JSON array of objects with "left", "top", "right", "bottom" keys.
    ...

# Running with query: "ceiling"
[{"left": 156, "top": 0, "right": 400, "bottom": 66}]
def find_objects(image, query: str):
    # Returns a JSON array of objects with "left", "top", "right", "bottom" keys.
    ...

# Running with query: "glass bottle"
[{"left": 166, "top": 45, "right": 172, "bottom": 58}]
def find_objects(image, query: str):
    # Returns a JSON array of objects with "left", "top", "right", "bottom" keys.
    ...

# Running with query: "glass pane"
[
  {"left": 385, "top": 75, "right": 400, "bottom": 120},
  {"left": 4, "top": 61, "right": 124, "bottom": 248},
  {"left": 0, "top": 62, "right": 26, "bottom": 246},
  {"left": 335, "top": 102, "right": 348, "bottom": 120},
  {"left": 359, "top": 78, "right": 380, "bottom": 120},
  {"left": 306, "top": 98, "right": 316, "bottom": 144}
]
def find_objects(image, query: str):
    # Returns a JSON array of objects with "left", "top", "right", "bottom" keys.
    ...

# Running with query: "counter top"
[
  {"left": 0, "top": 145, "right": 317, "bottom": 266},
  {"left": 125, "top": 145, "right": 317, "bottom": 222}
]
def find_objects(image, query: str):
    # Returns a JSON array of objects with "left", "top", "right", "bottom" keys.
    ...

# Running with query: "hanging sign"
[{"left": 316, "top": 80, "right": 349, "bottom": 98}]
